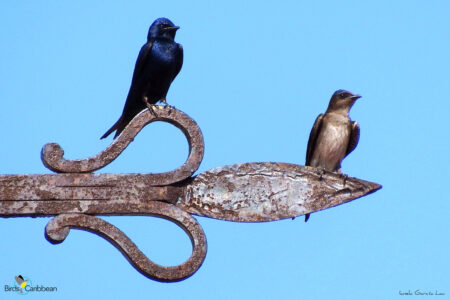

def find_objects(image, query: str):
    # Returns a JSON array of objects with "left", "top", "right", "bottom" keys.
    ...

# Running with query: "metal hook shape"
[
  {"left": 45, "top": 201, "right": 207, "bottom": 282},
  {"left": 41, "top": 106, "right": 204, "bottom": 186}
]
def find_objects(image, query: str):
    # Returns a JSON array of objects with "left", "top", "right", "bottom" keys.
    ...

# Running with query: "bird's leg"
[{"left": 142, "top": 96, "right": 157, "bottom": 116}]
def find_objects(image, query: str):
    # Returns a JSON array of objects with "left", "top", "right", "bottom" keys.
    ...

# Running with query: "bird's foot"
[
  {"left": 142, "top": 97, "right": 158, "bottom": 116},
  {"left": 160, "top": 99, "right": 173, "bottom": 108},
  {"left": 318, "top": 169, "right": 325, "bottom": 181},
  {"left": 336, "top": 169, "right": 349, "bottom": 185},
  {"left": 159, "top": 99, "right": 175, "bottom": 115},
  {"left": 341, "top": 174, "right": 349, "bottom": 186},
  {"left": 148, "top": 104, "right": 158, "bottom": 116}
]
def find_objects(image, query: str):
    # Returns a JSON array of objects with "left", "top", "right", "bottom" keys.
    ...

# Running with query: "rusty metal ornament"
[
  {"left": 45, "top": 209, "right": 206, "bottom": 282},
  {"left": 41, "top": 106, "right": 204, "bottom": 185},
  {"left": 0, "top": 105, "right": 381, "bottom": 282},
  {"left": 179, "top": 162, "right": 380, "bottom": 222}
]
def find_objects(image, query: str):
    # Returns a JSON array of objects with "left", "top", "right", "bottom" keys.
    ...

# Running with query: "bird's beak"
[
  {"left": 351, "top": 95, "right": 362, "bottom": 100},
  {"left": 163, "top": 26, "right": 180, "bottom": 32}
]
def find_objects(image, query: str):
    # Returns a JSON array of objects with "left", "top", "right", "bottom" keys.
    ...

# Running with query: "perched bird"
[
  {"left": 101, "top": 18, "right": 183, "bottom": 139},
  {"left": 304, "top": 89, "right": 361, "bottom": 222}
]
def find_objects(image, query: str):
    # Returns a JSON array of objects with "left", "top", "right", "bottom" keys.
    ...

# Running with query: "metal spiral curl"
[
  {"left": 41, "top": 106, "right": 204, "bottom": 186},
  {"left": 45, "top": 201, "right": 207, "bottom": 282},
  {"left": 40, "top": 106, "right": 208, "bottom": 281}
]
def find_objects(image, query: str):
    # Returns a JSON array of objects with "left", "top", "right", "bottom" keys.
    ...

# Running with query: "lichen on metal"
[
  {"left": 179, "top": 162, "right": 380, "bottom": 222},
  {"left": 0, "top": 105, "right": 381, "bottom": 282}
]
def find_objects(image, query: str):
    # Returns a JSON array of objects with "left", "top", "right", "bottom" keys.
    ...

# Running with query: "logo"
[
  {"left": 4, "top": 275, "right": 57, "bottom": 295},
  {"left": 14, "top": 275, "right": 29, "bottom": 294}
]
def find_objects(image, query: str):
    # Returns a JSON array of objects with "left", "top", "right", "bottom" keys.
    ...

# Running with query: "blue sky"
[{"left": 1, "top": 1, "right": 449, "bottom": 299}]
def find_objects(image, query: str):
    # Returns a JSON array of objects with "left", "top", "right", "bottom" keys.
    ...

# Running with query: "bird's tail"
[
  {"left": 304, "top": 213, "right": 310, "bottom": 222},
  {"left": 100, "top": 118, "right": 122, "bottom": 139}
]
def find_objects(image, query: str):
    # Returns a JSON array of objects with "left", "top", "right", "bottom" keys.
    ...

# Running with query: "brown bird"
[{"left": 304, "top": 89, "right": 361, "bottom": 222}]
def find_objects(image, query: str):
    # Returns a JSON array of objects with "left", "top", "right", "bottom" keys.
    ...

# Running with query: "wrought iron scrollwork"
[
  {"left": 45, "top": 205, "right": 206, "bottom": 282},
  {"left": 41, "top": 106, "right": 204, "bottom": 185},
  {"left": 0, "top": 105, "right": 381, "bottom": 282},
  {"left": 40, "top": 106, "right": 207, "bottom": 281}
]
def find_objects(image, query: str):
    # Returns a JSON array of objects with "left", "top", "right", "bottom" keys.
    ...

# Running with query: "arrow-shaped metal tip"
[{"left": 179, "top": 162, "right": 382, "bottom": 222}]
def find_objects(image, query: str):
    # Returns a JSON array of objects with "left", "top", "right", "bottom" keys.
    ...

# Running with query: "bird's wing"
[
  {"left": 130, "top": 41, "right": 153, "bottom": 85},
  {"left": 100, "top": 42, "right": 153, "bottom": 140},
  {"left": 305, "top": 114, "right": 324, "bottom": 165},
  {"left": 345, "top": 121, "right": 360, "bottom": 157},
  {"left": 174, "top": 44, "right": 183, "bottom": 78}
]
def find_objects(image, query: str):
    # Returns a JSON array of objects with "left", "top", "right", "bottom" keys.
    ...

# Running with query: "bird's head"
[
  {"left": 327, "top": 89, "right": 361, "bottom": 113},
  {"left": 148, "top": 18, "right": 180, "bottom": 41}
]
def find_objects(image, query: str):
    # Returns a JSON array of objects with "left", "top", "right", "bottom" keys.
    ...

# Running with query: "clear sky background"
[{"left": 1, "top": 1, "right": 449, "bottom": 299}]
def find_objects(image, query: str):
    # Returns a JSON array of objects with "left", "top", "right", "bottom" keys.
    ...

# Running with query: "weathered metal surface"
[
  {"left": 179, "top": 162, "right": 381, "bottom": 222},
  {"left": 45, "top": 203, "right": 206, "bottom": 282},
  {"left": 0, "top": 105, "right": 382, "bottom": 282},
  {"left": 0, "top": 165, "right": 380, "bottom": 221},
  {"left": 0, "top": 173, "right": 182, "bottom": 216},
  {"left": 41, "top": 106, "right": 204, "bottom": 185}
]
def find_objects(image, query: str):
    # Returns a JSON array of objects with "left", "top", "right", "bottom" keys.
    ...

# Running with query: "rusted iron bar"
[
  {"left": 0, "top": 173, "right": 181, "bottom": 217},
  {"left": 0, "top": 173, "right": 182, "bottom": 216},
  {"left": 0, "top": 106, "right": 381, "bottom": 282},
  {"left": 41, "top": 106, "right": 204, "bottom": 185},
  {"left": 0, "top": 164, "right": 380, "bottom": 221}
]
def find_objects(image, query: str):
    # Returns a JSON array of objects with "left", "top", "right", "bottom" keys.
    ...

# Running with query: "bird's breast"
[
  {"left": 312, "top": 115, "right": 351, "bottom": 171},
  {"left": 151, "top": 42, "right": 181, "bottom": 65}
]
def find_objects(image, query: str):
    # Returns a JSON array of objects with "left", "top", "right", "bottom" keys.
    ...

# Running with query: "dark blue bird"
[{"left": 101, "top": 18, "right": 183, "bottom": 139}]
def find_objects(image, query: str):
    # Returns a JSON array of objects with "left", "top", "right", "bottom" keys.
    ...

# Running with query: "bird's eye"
[{"left": 339, "top": 92, "right": 347, "bottom": 99}]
